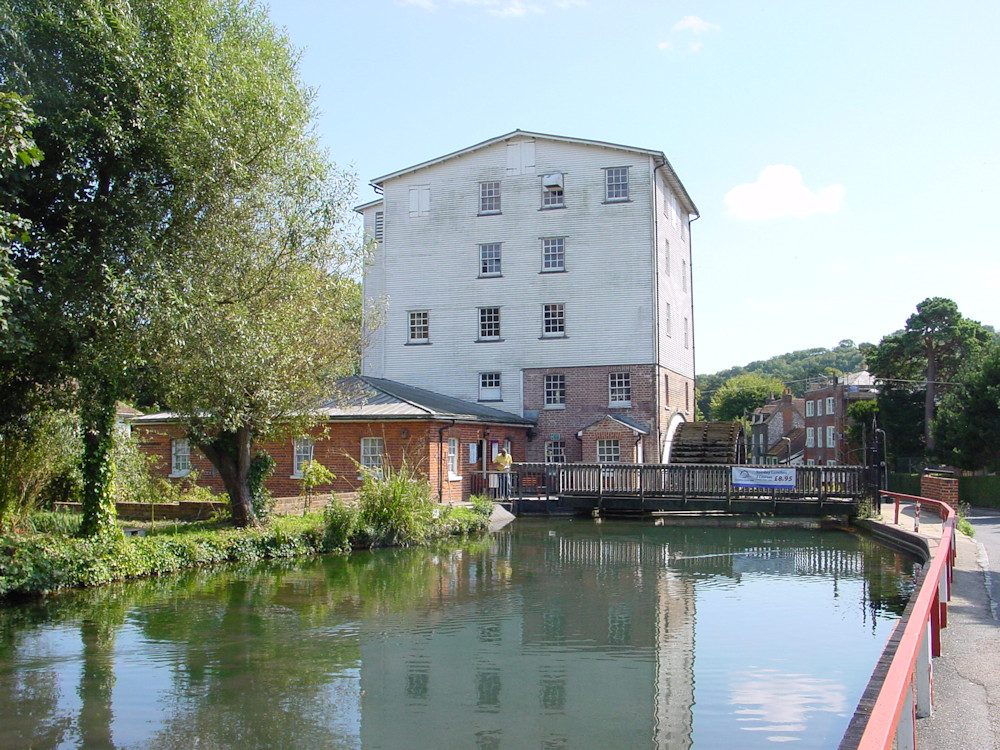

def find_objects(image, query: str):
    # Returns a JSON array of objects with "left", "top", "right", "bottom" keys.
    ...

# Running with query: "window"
[
  {"left": 171, "top": 438, "right": 190, "bottom": 477},
  {"left": 293, "top": 437, "right": 314, "bottom": 478},
  {"left": 479, "top": 243, "right": 502, "bottom": 277},
  {"left": 361, "top": 437, "right": 384, "bottom": 477},
  {"left": 826, "top": 425, "right": 835, "bottom": 447},
  {"left": 544, "top": 374, "right": 566, "bottom": 408},
  {"left": 826, "top": 396, "right": 835, "bottom": 414},
  {"left": 448, "top": 437, "right": 460, "bottom": 479},
  {"left": 817, "top": 428, "right": 824, "bottom": 448},
  {"left": 542, "top": 303, "right": 565, "bottom": 337},
  {"left": 806, "top": 400, "right": 815, "bottom": 417},
  {"left": 664, "top": 302, "right": 672, "bottom": 335},
  {"left": 609, "top": 372, "right": 631, "bottom": 407},
  {"left": 545, "top": 441, "right": 566, "bottom": 463},
  {"left": 683, "top": 317, "right": 690, "bottom": 349},
  {"left": 604, "top": 167, "right": 629, "bottom": 201},
  {"left": 541, "top": 237, "right": 565, "bottom": 272},
  {"left": 408, "top": 310, "right": 429, "bottom": 343},
  {"left": 541, "top": 173, "right": 564, "bottom": 208},
  {"left": 479, "top": 372, "right": 501, "bottom": 401},
  {"left": 373, "top": 210, "right": 384, "bottom": 241},
  {"left": 817, "top": 400, "right": 823, "bottom": 417},
  {"left": 682, "top": 259, "right": 688, "bottom": 292},
  {"left": 597, "top": 439, "right": 620, "bottom": 463},
  {"left": 806, "top": 428, "right": 815, "bottom": 448},
  {"left": 479, "top": 181, "right": 501, "bottom": 214},
  {"left": 409, "top": 185, "right": 430, "bottom": 217},
  {"left": 478, "top": 307, "right": 501, "bottom": 340},
  {"left": 664, "top": 374, "right": 670, "bottom": 406}
]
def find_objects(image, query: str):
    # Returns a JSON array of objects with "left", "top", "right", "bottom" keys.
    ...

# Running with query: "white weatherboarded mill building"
[{"left": 356, "top": 131, "right": 698, "bottom": 464}]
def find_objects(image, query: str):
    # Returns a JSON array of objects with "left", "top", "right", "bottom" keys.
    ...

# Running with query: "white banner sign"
[{"left": 731, "top": 467, "right": 796, "bottom": 489}]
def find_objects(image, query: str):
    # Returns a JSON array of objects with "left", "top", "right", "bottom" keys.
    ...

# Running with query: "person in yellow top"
[{"left": 494, "top": 447, "right": 513, "bottom": 499}]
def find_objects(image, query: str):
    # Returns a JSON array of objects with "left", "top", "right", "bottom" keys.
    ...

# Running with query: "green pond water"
[{"left": 0, "top": 520, "right": 916, "bottom": 749}]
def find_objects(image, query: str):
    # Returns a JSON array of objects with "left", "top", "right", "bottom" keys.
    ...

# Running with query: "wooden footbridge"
[{"left": 504, "top": 462, "right": 873, "bottom": 517}]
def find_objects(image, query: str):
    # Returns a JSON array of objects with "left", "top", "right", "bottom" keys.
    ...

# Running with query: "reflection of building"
[{"left": 358, "top": 531, "right": 695, "bottom": 749}]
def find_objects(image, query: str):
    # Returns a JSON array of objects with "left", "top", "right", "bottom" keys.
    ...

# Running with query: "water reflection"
[{"left": 0, "top": 522, "right": 914, "bottom": 749}]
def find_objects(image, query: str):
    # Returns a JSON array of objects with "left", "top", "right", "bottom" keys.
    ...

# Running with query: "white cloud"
[
  {"left": 673, "top": 15, "right": 720, "bottom": 34},
  {"left": 725, "top": 165, "right": 845, "bottom": 221},
  {"left": 659, "top": 15, "right": 719, "bottom": 53}
]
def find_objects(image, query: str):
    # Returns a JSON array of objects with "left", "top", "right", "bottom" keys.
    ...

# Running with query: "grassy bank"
[{"left": 1, "top": 478, "right": 495, "bottom": 599}]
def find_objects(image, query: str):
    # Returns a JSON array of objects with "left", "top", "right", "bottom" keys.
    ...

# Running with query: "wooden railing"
[
  {"left": 511, "top": 462, "right": 868, "bottom": 501},
  {"left": 841, "top": 491, "right": 956, "bottom": 750}
]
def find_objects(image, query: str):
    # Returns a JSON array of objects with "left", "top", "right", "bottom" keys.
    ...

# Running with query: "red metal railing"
[{"left": 852, "top": 491, "right": 956, "bottom": 750}]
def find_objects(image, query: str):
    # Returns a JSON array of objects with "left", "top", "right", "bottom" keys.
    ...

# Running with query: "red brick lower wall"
[
  {"left": 133, "top": 419, "right": 530, "bottom": 505},
  {"left": 920, "top": 475, "right": 960, "bottom": 507}
]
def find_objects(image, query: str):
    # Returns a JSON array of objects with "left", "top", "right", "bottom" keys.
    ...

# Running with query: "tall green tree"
[
  {"left": 863, "top": 297, "right": 992, "bottom": 455},
  {"left": 1, "top": 0, "right": 189, "bottom": 535},
  {"left": 709, "top": 373, "right": 786, "bottom": 422},
  {"left": 934, "top": 343, "right": 1000, "bottom": 471},
  {"left": 1, "top": 0, "right": 360, "bottom": 531}
]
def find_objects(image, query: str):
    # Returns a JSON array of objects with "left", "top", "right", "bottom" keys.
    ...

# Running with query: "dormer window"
[{"left": 541, "top": 173, "right": 565, "bottom": 208}]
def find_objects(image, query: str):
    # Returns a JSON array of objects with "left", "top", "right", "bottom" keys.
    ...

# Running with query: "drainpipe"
[{"left": 437, "top": 420, "right": 456, "bottom": 503}]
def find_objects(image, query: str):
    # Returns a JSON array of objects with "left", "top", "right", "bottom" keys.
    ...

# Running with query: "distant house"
[
  {"left": 749, "top": 390, "right": 805, "bottom": 464},
  {"left": 355, "top": 130, "right": 698, "bottom": 464},
  {"left": 132, "top": 377, "right": 533, "bottom": 503},
  {"left": 803, "top": 372, "right": 878, "bottom": 466}
]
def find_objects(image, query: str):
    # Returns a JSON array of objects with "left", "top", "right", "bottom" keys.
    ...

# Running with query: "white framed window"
[
  {"left": 408, "top": 310, "right": 429, "bottom": 343},
  {"left": 604, "top": 167, "right": 629, "bottom": 202},
  {"left": 542, "top": 303, "right": 565, "bottom": 337},
  {"left": 447, "top": 437, "right": 460, "bottom": 480},
  {"left": 807, "top": 459, "right": 816, "bottom": 466},
  {"left": 817, "top": 428, "right": 824, "bottom": 448},
  {"left": 806, "top": 428, "right": 815, "bottom": 448},
  {"left": 597, "top": 439, "right": 620, "bottom": 463},
  {"left": 478, "top": 307, "right": 501, "bottom": 340},
  {"left": 826, "top": 396, "right": 835, "bottom": 414},
  {"left": 682, "top": 259, "right": 688, "bottom": 292},
  {"left": 545, "top": 440, "right": 566, "bottom": 463},
  {"left": 541, "top": 237, "right": 565, "bottom": 272},
  {"left": 409, "top": 185, "right": 430, "bottom": 217},
  {"left": 361, "top": 437, "right": 384, "bottom": 477},
  {"left": 293, "top": 437, "right": 314, "bottom": 478},
  {"left": 479, "top": 372, "right": 501, "bottom": 401},
  {"left": 664, "top": 302, "right": 672, "bottom": 335},
  {"left": 373, "top": 210, "right": 384, "bottom": 242},
  {"left": 479, "top": 181, "right": 501, "bottom": 214},
  {"left": 541, "top": 173, "right": 564, "bottom": 208},
  {"left": 817, "top": 400, "right": 823, "bottom": 417},
  {"left": 544, "top": 374, "right": 566, "bottom": 408},
  {"left": 683, "top": 317, "right": 690, "bottom": 349},
  {"left": 479, "top": 243, "right": 501, "bottom": 277},
  {"left": 806, "top": 400, "right": 815, "bottom": 417},
  {"left": 171, "top": 438, "right": 191, "bottom": 477},
  {"left": 609, "top": 372, "right": 631, "bottom": 407},
  {"left": 826, "top": 425, "right": 835, "bottom": 447}
]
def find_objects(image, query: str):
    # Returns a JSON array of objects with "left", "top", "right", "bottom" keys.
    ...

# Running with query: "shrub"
[
  {"left": 323, "top": 498, "right": 358, "bottom": 552},
  {"left": 249, "top": 450, "right": 276, "bottom": 521},
  {"left": 0, "top": 408, "right": 81, "bottom": 530},
  {"left": 356, "top": 461, "right": 436, "bottom": 547}
]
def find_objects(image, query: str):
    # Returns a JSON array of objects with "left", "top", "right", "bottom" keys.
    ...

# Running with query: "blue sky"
[{"left": 265, "top": 0, "right": 1000, "bottom": 374}]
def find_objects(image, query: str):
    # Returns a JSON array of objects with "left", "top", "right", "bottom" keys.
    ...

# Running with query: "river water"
[{"left": 0, "top": 520, "right": 915, "bottom": 749}]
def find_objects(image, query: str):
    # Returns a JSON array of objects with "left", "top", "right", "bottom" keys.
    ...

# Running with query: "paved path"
[{"left": 881, "top": 503, "right": 1000, "bottom": 749}]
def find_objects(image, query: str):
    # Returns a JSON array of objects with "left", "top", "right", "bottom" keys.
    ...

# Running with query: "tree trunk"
[
  {"left": 925, "top": 342, "right": 937, "bottom": 452},
  {"left": 79, "top": 389, "right": 118, "bottom": 538},
  {"left": 199, "top": 427, "right": 260, "bottom": 527}
]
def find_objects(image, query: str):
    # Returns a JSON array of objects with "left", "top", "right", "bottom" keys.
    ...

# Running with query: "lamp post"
[{"left": 781, "top": 436, "right": 792, "bottom": 465}]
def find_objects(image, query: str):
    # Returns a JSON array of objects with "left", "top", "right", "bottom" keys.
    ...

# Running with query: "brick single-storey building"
[{"left": 132, "top": 377, "right": 534, "bottom": 504}]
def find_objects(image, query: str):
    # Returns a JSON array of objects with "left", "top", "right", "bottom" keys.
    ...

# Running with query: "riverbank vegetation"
[{"left": 0, "top": 467, "right": 495, "bottom": 599}]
